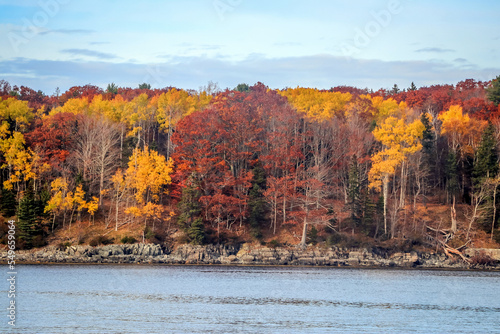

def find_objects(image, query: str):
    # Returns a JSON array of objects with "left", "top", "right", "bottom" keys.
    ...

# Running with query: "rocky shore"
[{"left": 2, "top": 243, "right": 500, "bottom": 269}]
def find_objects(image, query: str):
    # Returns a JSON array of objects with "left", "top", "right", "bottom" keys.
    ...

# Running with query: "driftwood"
[
  {"left": 438, "top": 240, "right": 470, "bottom": 264},
  {"left": 425, "top": 225, "right": 470, "bottom": 264}
]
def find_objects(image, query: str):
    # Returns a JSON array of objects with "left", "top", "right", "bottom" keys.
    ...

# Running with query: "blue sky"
[{"left": 0, "top": 0, "right": 499, "bottom": 94}]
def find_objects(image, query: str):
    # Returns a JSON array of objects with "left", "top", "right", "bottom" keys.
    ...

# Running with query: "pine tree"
[
  {"left": 421, "top": 113, "right": 434, "bottom": 160},
  {"left": 420, "top": 112, "right": 435, "bottom": 198},
  {"left": 177, "top": 173, "right": 205, "bottom": 244},
  {"left": 248, "top": 163, "right": 267, "bottom": 239},
  {"left": 187, "top": 218, "right": 205, "bottom": 245},
  {"left": 347, "top": 155, "right": 362, "bottom": 225},
  {"left": 306, "top": 225, "right": 318, "bottom": 245},
  {"left": 235, "top": 83, "right": 250, "bottom": 92},
  {"left": 1, "top": 187, "right": 17, "bottom": 217},
  {"left": 486, "top": 75, "right": 500, "bottom": 106},
  {"left": 473, "top": 122, "right": 498, "bottom": 186},
  {"left": 473, "top": 122, "right": 500, "bottom": 232},
  {"left": 446, "top": 152, "right": 459, "bottom": 198},
  {"left": 360, "top": 189, "right": 373, "bottom": 236},
  {"left": 17, "top": 188, "right": 44, "bottom": 249}
]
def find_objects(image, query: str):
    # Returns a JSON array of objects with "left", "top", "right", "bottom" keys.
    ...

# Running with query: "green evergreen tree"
[
  {"left": 409, "top": 82, "right": 417, "bottom": 91},
  {"left": 138, "top": 83, "right": 151, "bottom": 90},
  {"left": 177, "top": 173, "right": 205, "bottom": 244},
  {"left": 347, "top": 155, "right": 362, "bottom": 225},
  {"left": 235, "top": 83, "right": 250, "bottom": 92},
  {"left": 248, "top": 163, "right": 267, "bottom": 239},
  {"left": 446, "top": 152, "right": 459, "bottom": 202},
  {"left": 17, "top": 188, "right": 44, "bottom": 249},
  {"left": 106, "top": 82, "right": 118, "bottom": 94},
  {"left": 360, "top": 189, "right": 374, "bottom": 235},
  {"left": 1, "top": 187, "right": 17, "bottom": 217},
  {"left": 473, "top": 122, "right": 500, "bottom": 232},
  {"left": 306, "top": 225, "right": 318, "bottom": 245},
  {"left": 421, "top": 112, "right": 434, "bottom": 159},
  {"left": 390, "top": 84, "right": 400, "bottom": 95},
  {"left": 187, "top": 218, "right": 205, "bottom": 245},
  {"left": 420, "top": 112, "right": 435, "bottom": 198},
  {"left": 486, "top": 75, "right": 500, "bottom": 106},
  {"left": 473, "top": 122, "right": 499, "bottom": 186}
]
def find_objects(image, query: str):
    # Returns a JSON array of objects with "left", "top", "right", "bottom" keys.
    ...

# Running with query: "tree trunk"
[
  {"left": 120, "top": 126, "right": 123, "bottom": 162},
  {"left": 383, "top": 175, "right": 388, "bottom": 235},
  {"left": 300, "top": 222, "right": 308, "bottom": 248},
  {"left": 99, "top": 161, "right": 105, "bottom": 206},
  {"left": 492, "top": 184, "right": 497, "bottom": 241},
  {"left": 399, "top": 160, "right": 406, "bottom": 209},
  {"left": 115, "top": 194, "right": 120, "bottom": 231},
  {"left": 450, "top": 195, "right": 457, "bottom": 234}
]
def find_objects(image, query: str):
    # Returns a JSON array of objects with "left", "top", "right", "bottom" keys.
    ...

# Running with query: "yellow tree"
[
  {"left": 278, "top": 87, "right": 351, "bottom": 121},
  {"left": 1, "top": 132, "right": 50, "bottom": 193},
  {"left": 44, "top": 177, "right": 69, "bottom": 230},
  {"left": 0, "top": 97, "right": 33, "bottom": 132},
  {"left": 123, "top": 94, "right": 158, "bottom": 148},
  {"left": 73, "top": 184, "right": 87, "bottom": 223},
  {"left": 101, "top": 95, "right": 128, "bottom": 161},
  {"left": 86, "top": 196, "right": 99, "bottom": 225},
  {"left": 439, "top": 105, "right": 487, "bottom": 234},
  {"left": 369, "top": 111, "right": 425, "bottom": 236},
  {"left": 119, "top": 146, "right": 174, "bottom": 229},
  {"left": 369, "top": 96, "right": 404, "bottom": 121},
  {"left": 50, "top": 97, "right": 89, "bottom": 115},
  {"left": 439, "top": 105, "right": 486, "bottom": 158}
]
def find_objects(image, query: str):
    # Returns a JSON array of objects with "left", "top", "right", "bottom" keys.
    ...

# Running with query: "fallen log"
[{"left": 438, "top": 240, "right": 470, "bottom": 264}]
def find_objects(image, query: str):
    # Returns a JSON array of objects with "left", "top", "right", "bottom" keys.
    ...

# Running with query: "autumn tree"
[
  {"left": 279, "top": 87, "right": 351, "bottom": 120},
  {"left": 486, "top": 75, "right": 500, "bottom": 106},
  {"left": 119, "top": 146, "right": 173, "bottom": 228},
  {"left": 25, "top": 112, "right": 77, "bottom": 170},
  {"left": 369, "top": 106, "right": 424, "bottom": 237},
  {"left": 173, "top": 83, "right": 301, "bottom": 237},
  {"left": 156, "top": 88, "right": 211, "bottom": 157}
]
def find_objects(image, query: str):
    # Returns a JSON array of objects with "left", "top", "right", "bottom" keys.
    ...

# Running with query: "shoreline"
[
  {"left": 4, "top": 262, "right": 500, "bottom": 272},
  {"left": 1, "top": 243, "right": 499, "bottom": 270}
]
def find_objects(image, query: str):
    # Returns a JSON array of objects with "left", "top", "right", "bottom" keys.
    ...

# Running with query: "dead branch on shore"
[{"left": 425, "top": 225, "right": 470, "bottom": 265}]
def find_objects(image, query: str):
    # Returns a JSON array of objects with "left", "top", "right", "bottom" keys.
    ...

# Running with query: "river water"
[{"left": 1, "top": 265, "right": 499, "bottom": 333}]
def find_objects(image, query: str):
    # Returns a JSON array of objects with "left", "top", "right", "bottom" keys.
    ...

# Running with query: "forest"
[{"left": 1, "top": 77, "right": 500, "bottom": 254}]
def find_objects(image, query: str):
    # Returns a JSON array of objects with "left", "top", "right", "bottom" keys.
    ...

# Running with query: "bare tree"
[{"left": 71, "top": 115, "right": 120, "bottom": 205}]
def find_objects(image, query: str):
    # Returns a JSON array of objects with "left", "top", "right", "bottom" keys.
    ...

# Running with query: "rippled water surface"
[{"left": 2, "top": 265, "right": 500, "bottom": 333}]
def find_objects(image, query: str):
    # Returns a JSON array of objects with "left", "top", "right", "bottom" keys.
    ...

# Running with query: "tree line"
[{"left": 1, "top": 77, "right": 500, "bottom": 249}]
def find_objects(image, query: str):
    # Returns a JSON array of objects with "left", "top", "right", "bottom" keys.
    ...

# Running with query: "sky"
[{"left": 0, "top": 0, "right": 499, "bottom": 95}]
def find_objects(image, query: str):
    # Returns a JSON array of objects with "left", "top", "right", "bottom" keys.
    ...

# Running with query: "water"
[{"left": 1, "top": 265, "right": 499, "bottom": 333}]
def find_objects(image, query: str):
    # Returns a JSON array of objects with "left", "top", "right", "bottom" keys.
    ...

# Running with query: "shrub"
[
  {"left": 325, "top": 234, "right": 342, "bottom": 247},
  {"left": 187, "top": 218, "right": 205, "bottom": 245},
  {"left": 121, "top": 236, "right": 137, "bottom": 244},
  {"left": 89, "top": 235, "right": 113, "bottom": 247},
  {"left": 57, "top": 241, "right": 72, "bottom": 251},
  {"left": 268, "top": 239, "right": 280, "bottom": 248},
  {"left": 307, "top": 226, "right": 318, "bottom": 245},
  {"left": 470, "top": 252, "right": 495, "bottom": 266}
]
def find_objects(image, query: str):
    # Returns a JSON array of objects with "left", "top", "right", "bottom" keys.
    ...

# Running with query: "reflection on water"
[{"left": 2, "top": 265, "right": 499, "bottom": 333}]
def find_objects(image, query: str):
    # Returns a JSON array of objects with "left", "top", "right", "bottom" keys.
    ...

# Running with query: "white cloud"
[{"left": 1, "top": 55, "right": 499, "bottom": 94}]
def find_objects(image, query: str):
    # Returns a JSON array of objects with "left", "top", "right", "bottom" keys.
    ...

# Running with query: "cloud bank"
[{"left": 1, "top": 55, "right": 498, "bottom": 94}]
